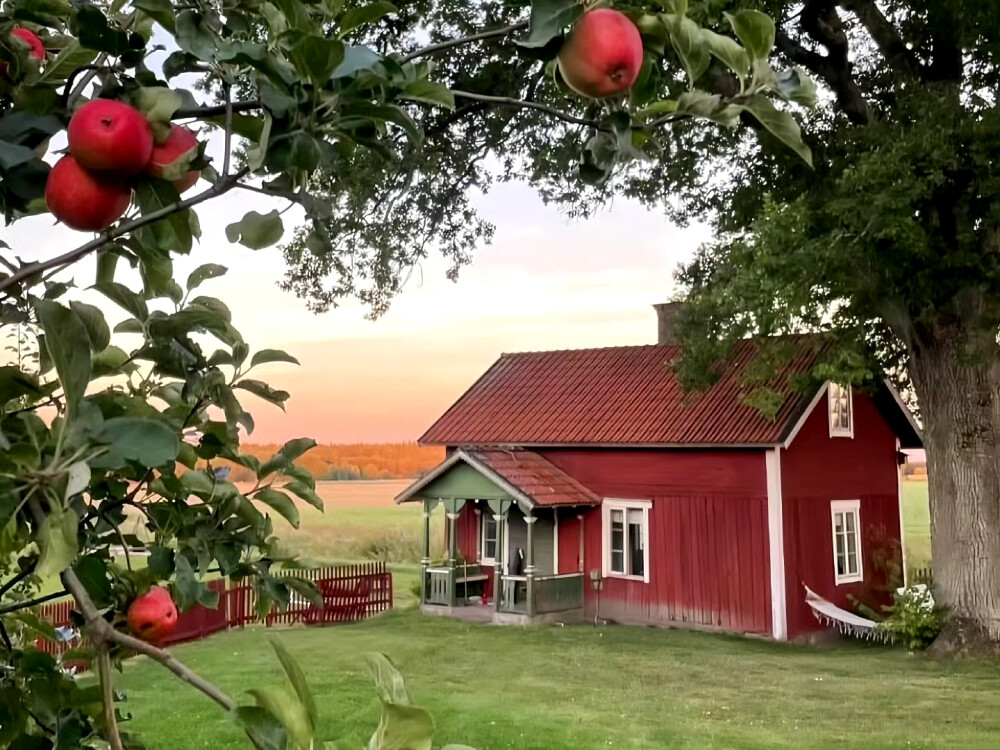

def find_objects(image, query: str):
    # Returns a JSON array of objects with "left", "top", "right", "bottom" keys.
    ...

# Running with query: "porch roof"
[{"left": 394, "top": 449, "right": 600, "bottom": 508}]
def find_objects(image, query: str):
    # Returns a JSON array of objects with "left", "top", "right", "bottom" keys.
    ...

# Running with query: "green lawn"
[
  {"left": 121, "top": 610, "right": 998, "bottom": 750},
  {"left": 902, "top": 480, "right": 932, "bottom": 574}
]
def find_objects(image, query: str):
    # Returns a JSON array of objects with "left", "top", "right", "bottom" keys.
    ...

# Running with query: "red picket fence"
[{"left": 32, "top": 562, "right": 391, "bottom": 668}]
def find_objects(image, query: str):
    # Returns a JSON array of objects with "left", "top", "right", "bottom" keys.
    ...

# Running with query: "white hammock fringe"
[{"left": 803, "top": 585, "right": 893, "bottom": 643}]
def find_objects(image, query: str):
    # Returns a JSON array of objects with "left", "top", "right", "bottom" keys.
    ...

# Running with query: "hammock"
[{"left": 803, "top": 585, "right": 892, "bottom": 642}]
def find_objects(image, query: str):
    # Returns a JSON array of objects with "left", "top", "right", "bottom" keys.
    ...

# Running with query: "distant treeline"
[{"left": 202, "top": 443, "right": 445, "bottom": 483}]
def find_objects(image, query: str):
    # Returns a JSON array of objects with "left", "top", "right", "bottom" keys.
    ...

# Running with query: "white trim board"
[
  {"left": 830, "top": 499, "right": 864, "bottom": 585},
  {"left": 766, "top": 449, "right": 787, "bottom": 641},
  {"left": 601, "top": 498, "right": 651, "bottom": 584},
  {"left": 896, "top": 438, "right": 908, "bottom": 586}
]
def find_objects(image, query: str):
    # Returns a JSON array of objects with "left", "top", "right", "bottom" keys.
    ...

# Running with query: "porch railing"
[
  {"left": 425, "top": 567, "right": 453, "bottom": 605},
  {"left": 423, "top": 564, "right": 489, "bottom": 606},
  {"left": 498, "top": 573, "right": 584, "bottom": 615}
]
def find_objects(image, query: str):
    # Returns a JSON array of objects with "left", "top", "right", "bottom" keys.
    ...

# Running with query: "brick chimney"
[{"left": 653, "top": 302, "right": 684, "bottom": 346}]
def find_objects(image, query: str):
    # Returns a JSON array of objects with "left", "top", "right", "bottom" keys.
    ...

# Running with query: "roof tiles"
[
  {"left": 467, "top": 449, "right": 601, "bottom": 507},
  {"left": 420, "top": 338, "right": 830, "bottom": 447}
]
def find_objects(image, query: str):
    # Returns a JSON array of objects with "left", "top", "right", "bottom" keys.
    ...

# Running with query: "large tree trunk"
[{"left": 909, "top": 318, "right": 1000, "bottom": 653}]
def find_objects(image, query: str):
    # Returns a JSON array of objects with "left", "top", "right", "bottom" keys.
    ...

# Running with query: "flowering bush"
[{"left": 879, "top": 585, "right": 946, "bottom": 650}]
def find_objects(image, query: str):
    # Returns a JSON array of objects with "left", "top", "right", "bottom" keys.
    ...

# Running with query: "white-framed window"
[
  {"left": 602, "top": 499, "right": 651, "bottom": 583},
  {"left": 831, "top": 500, "right": 863, "bottom": 584},
  {"left": 828, "top": 382, "right": 854, "bottom": 438},
  {"left": 481, "top": 514, "right": 498, "bottom": 563}
]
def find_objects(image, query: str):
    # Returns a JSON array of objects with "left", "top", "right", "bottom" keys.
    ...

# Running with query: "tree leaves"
[
  {"left": 253, "top": 488, "right": 299, "bottom": 528},
  {"left": 68, "top": 301, "right": 111, "bottom": 353},
  {"left": 338, "top": 1, "right": 397, "bottom": 37},
  {"left": 234, "top": 379, "right": 290, "bottom": 409},
  {"left": 34, "top": 300, "right": 91, "bottom": 414},
  {"left": 134, "top": 179, "right": 201, "bottom": 255},
  {"left": 700, "top": 29, "right": 750, "bottom": 85},
  {"left": 94, "top": 417, "right": 181, "bottom": 469},
  {"left": 268, "top": 637, "right": 317, "bottom": 734},
  {"left": 286, "top": 34, "right": 345, "bottom": 85},
  {"left": 36, "top": 506, "right": 79, "bottom": 578},
  {"left": 742, "top": 95, "right": 813, "bottom": 167},
  {"left": 725, "top": 10, "right": 775, "bottom": 63},
  {"left": 187, "top": 263, "right": 228, "bottom": 291},
  {"left": 251, "top": 349, "right": 300, "bottom": 367},
  {"left": 399, "top": 81, "right": 455, "bottom": 110},
  {"left": 226, "top": 210, "right": 285, "bottom": 250},
  {"left": 518, "top": 0, "right": 582, "bottom": 49},
  {"left": 248, "top": 687, "right": 313, "bottom": 750},
  {"left": 665, "top": 14, "right": 710, "bottom": 86}
]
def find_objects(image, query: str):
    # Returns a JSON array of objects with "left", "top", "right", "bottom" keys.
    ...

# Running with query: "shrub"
[{"left": 879, "top": 585, "right": 946, "bottom": 650}]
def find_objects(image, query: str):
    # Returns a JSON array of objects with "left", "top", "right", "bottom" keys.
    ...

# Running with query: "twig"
[
  {"left": 97, "top": 646, "right": 125, "bottom": 750},
  {"left": 0, "top": 589, "right": 68, "bottom": 615},
  {"left": 451, "top": 90, "right": 602, "bottom": 128},
  {"left": 400, "top": 20, "right": 528, "bottom": 63},
  {"left": 173, "top": 101, "right": 262, "bottom": 119},
  {"left": 0, "top": 618, "right": 11, "bottom": 652},
  {"left": 221, "top": 83, "right": 233, "bottom": 178},
  {"left": 0, "top": 168, "right": 249, "bottom": 294},
  {"left": 0, "top": 560, "right": 37, "bottom": 598}
]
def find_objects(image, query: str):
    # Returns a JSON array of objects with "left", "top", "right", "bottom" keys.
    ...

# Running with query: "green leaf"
[
  {"left": 283, "top": 481, "right": 323, "bottom": 511},
  {"left": 65, "top": 460, "right": 90, "bottom": 500},
  {"left": 174, "top": 10, "right": 219, "bottom": 59},
  {"left": 518, "top": 0, "right": 582, "bottom": 49},
  {"left": 676, "top": 91, "right": 742, "bottom": 127},
  {"left": 283, "top": 576, "right": 323, "bottom": 607},
  {"left": 234, "top": 706, "right": 287, "bottom": 750},
  {"left": 248, "top": 687, "right": 313, "bottom": 750},
  {"left": 73, "top": 555, "right": 113, "bottom": 608},
  {"left": 254, "top": 488, "right": 300, "bottom": 528},
  {"left": 332, "top": 44, "right": 382, "bottom": 78},
  {"left": 268, "top": 637, "right": 318, "bottom": 732},
  {"left": 0, "top": 365, "right": 43, "bottom": 404},
  {"left": 286, "top": 34, "right": 345, "bottom": 85},
  {"left": 147, "top": 546, "right": 175, "bottom": 578},
  {"left": 36, "top": 506, "right": 79, "bottom": 578},
  {"left": 133, "top": 0, "right": 177, "bottom": 32},
  {"left": 226, "top": 210, "right": 285, "bottom": 250},
  {"left": 94, "top": 281, "right": 149, "bottom": 322},
  {"left": 34, "top": 300, "right": 91, "bottom": 414},
  {"left": 185, "top": 263, "right": 228, "bottom": 292},
  {"left": 365, "top": 653, "right": 413, "bottom": 706},
  {"left": 370, "top": 703, "right": 434, "bottom": 750},
  {"left": 134, "top": 179, "right": 198, "bottom": 254},
  {"left": 725, "top": 10, "right": 775, "bottom": 63},
  {"left": 251, "top": 349, "right": 300, "bottom": 368},
  {"left": 281, "top": 437, "right": 317, "bottom": 462},
  {"left": 92, "top": 345, "right": 135, "bottom": 378},
  {"left": 136, "top": 87, "right": 183, "bottom": 138},
  {"left": 742, "top": 94, "right": 813, "bottom": 167},
  {"left": 665, "top": 14, "right": 710, "bottom": 86},
  {"left": 776, "top": 66, "right": 818, "bottom": 107},
  {"left": 95, "top": 416, "right": 181, "bottom": 469},
  {"left": 339, "top": 1, "right": 397, "bottom": 36},
  {"left": 38, "top": 40, "right": 99, "bottom": 85},
  {"left": 180, "top": 470, "right": 216, "bottom": 496},
  {"left": 69, "top": 301, "right": 111, "bottom": 353},
  {"left": 700, "top": 29, "right": 750, "bottom": 84},
  {"left": 235, "top": 379, "right": 290, "bottom": 410},
  {"left": 399, "top": 80, "right": 455, "bottom": 110}
]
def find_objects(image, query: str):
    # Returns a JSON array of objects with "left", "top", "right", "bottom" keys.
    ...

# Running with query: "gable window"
[
  {"left": 481, "top": 515, "right": 498, "bottom": 563},
  {"left": 828, "top": 383, "right": 853, "bottom": 438},
  {"left": 602, "top": 499, "right": 650, "bottom": 582},
  {"left": 831, "top": 500, "right": 863, "bottom": 584}
]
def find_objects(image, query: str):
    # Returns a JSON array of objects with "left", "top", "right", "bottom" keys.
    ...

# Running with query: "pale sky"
[
  {"left": 3, "top": 32, "right": 715, "bottom": 444},
  {"left": 5, "top": 160, "right": 710, "bottom": 443}
]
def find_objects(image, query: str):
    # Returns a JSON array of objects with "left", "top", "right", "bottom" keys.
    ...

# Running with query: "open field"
[
  {"left": 122, "top": 609, "right": 999, "bottom": 750},
  {"left": 902, "top": 479, "right": 931, "bottom": 573}
]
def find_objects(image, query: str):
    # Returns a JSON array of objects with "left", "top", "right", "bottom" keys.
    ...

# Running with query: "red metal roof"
[
  {"left": 420, "top": 337, "right": 831, "bottom": 447},
  {"left": 467, "top": 449, "right": 601, "bottom": 507}
]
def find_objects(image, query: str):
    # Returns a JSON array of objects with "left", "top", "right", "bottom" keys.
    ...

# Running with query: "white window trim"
[
  {"left": 831, "top": 499, "right": 863, "bottom": 584},
  {"left": 480, "top": 512, "right": 499, "bottom": 565},
  {"left": 601, "top": 498, "right": 651, "bottom": 583},
  {"left": 828, "top": 383, "right": 854, "bottom": 438}
]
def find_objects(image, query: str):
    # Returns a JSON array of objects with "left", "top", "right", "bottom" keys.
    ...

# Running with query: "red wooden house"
[{"left": 396, "top": 303, "right": 922, "bottom": 640}]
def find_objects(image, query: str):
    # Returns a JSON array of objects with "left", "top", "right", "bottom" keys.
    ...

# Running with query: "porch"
[{"left": 395, "top": 449, "right": 600, "bottom": 625}]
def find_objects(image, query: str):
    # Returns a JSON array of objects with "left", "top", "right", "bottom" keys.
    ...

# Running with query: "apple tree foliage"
[
  {"left": 282, "top": 0, "right": 1000, "bottom": 651},
  {"left": 1, "top": 0, "right": 812, "bottom": 748}
]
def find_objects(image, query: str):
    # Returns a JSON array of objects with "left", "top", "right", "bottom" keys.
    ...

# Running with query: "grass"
[
  {"left": 121, "top": 609, "right": 999, "bottom": 750},
  {"left": 902, "top": 480, "right": 931, "bottom": 574}
]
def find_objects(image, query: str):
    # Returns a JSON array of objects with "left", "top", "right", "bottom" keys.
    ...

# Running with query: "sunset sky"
[{"left": 7, "top": 173, "right": 710, "bottom": 444}]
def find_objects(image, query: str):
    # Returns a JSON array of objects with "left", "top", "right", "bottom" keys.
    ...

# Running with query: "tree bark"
[{"left": 909, "top": 318, "right": 1000, "bottom": 652}]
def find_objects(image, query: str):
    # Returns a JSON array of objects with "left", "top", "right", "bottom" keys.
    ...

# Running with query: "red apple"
[
  {"left": 45, "top": 155, "right": 131, "bottom": 232},
  {"left": 67, "top": 99, "right": 154, "bottom": 177},
  {"left": 11, "top": 27, "right": 45, "bottom": 61},
  {"left": 557, "top": 9, "right": 644, "bottom": 99},
  {"left": 126, "top": 586, "right": 179, "bottom": 643},
  {"left": 145, "top": 125, "right": 202, "bottom": 194}
]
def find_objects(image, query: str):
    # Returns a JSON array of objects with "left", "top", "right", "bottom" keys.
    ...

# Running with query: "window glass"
[
  {"left": 482, "top": 516, "right": 497, "bottom": 560},
  {"left": 610, "top": 509, "right": 624, "bottom": 573},
  {"left": 627, "top": 509, "right": 644, "bottom": 577}
]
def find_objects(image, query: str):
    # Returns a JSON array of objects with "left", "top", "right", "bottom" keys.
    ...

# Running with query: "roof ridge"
[{"left": 497, "top": 332, "right": 826, "bottom": 358}]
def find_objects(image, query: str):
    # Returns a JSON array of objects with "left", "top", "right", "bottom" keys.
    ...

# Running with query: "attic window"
[{"left": 828, "top": 383, "right": 853, "bottom": 438}]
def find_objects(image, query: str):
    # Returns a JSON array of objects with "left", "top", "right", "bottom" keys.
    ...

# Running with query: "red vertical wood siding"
[
  {"left": 557, "top": 513, "right": 583, "bottom": 574},
  {"left": 456, "top": 503, "right": 479, "bottom": 561},
  {"left": 542, "top": 449, "right": 772, "bottom": 634},
  {"left": 781, "top": 389, "right": 903, "bottom": 639}
]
